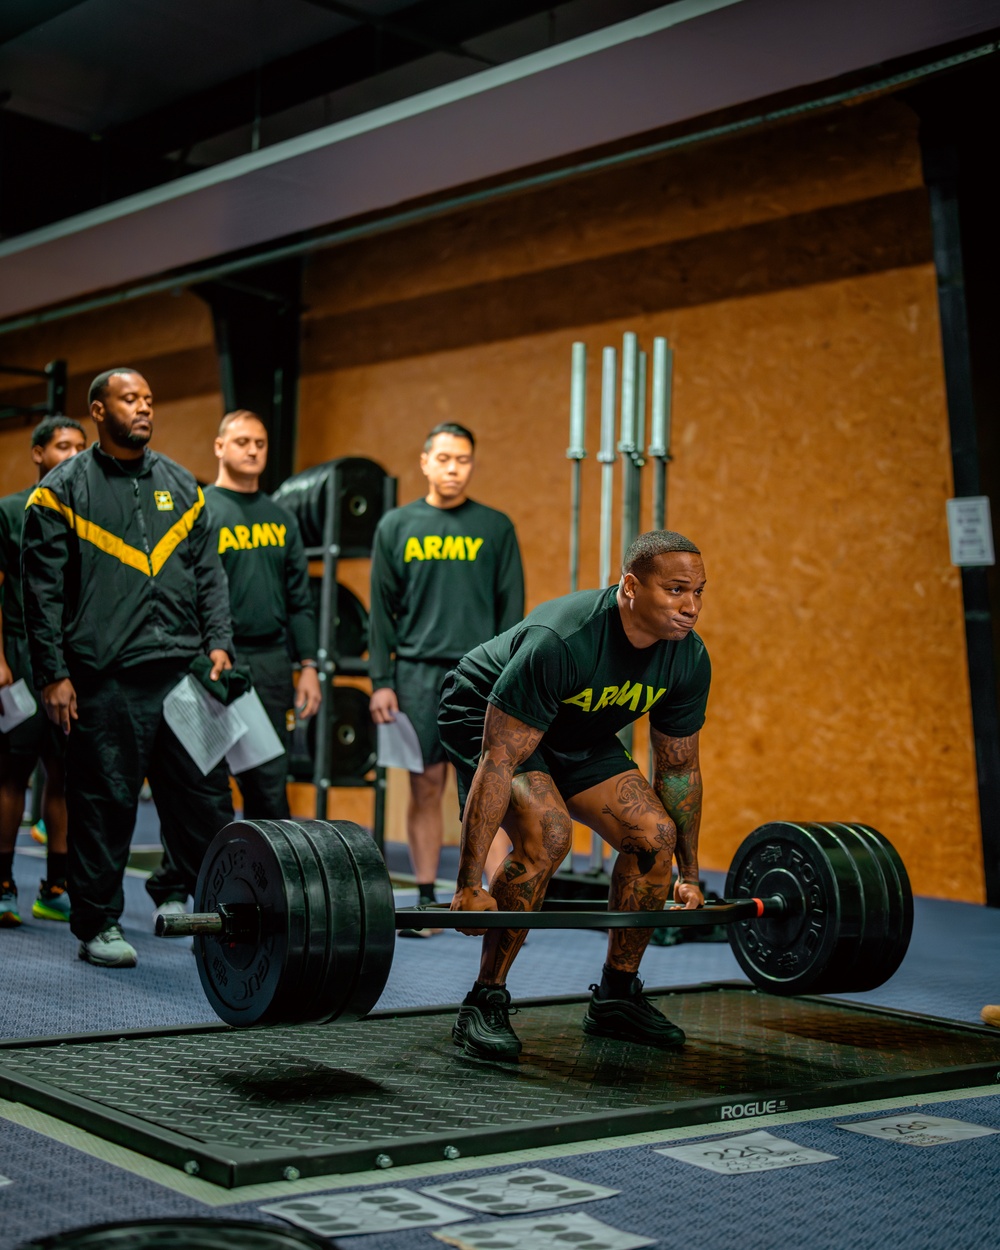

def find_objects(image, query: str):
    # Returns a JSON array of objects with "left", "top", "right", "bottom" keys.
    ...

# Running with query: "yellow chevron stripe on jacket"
[
  {"left": 26, "top": 485, "right": 204, "bottom": 577},
  {"left": 150, "top": 488, "right": 204, "bottom": 575}
]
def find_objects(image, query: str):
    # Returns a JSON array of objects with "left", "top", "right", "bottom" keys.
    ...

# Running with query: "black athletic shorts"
[
  {"left": 0, "top": 635, "right": 64, "bottom": 763},
  {"left": 438, "top": 669, "right": 634, "bottom": 815},
  {"left": 395, "top": 658, "right": 456, "bottom": 769}
]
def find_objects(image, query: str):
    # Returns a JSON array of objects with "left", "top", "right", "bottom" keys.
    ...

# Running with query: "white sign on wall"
[{"left": 946, "top": 496, "right": 995, "bottom": 567}]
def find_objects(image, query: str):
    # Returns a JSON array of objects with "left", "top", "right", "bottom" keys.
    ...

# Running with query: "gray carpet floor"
[{"left": 2, "top": 822, "right": 999, "bottom": 1249}]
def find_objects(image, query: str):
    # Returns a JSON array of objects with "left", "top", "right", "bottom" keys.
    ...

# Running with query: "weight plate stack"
[
  {"left": 273, "top": 457, "right": 388, "bottom": 554},
  {"left": 194, "top": 821, "right": 308, "bottom": 1026},
  {"left": 287, "top": 686, "right": 377, "bottom": 785},
  {"left": 833, "top": 822, "right": 913, "bottom": 990},
  {"left": 308, "top": 579, "right": 369, "bottom": 658},
  {"left": 328, "top": 820, "right": 396, "bottom": 1021},
  {"left": 725, "top": 820, "right": 912, "bottom": 996},
  {"left": 193, "top": 819, "right": 395, "bottom": 1028},
  {"left": 265, "top": 820, "right": 364, "bottom": 1026}
]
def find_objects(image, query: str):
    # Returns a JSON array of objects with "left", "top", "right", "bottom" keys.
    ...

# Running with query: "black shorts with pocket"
[
  {"left": 437, "top": 668, "right": 635, "bottom": 816},
  {"left": 395, "top": 658, "right": 457, "bottom": 769}
]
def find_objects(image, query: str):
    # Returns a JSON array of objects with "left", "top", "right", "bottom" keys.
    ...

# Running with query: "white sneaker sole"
[{"left": 78, "top": 946, "right": 137, "bottom": 968}]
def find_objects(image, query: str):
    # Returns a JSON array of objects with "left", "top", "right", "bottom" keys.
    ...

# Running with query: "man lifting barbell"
[{"left": 439, "top": 529, "right": 710, "bottom": 1061}]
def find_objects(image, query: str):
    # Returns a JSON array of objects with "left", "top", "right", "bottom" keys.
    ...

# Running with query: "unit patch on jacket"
[{"left": 154, "top": 491, "right": 175, "bottom": 511}]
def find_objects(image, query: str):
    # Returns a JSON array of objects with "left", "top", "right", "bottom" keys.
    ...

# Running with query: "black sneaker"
[
  {"left": 583, "top": 979, "right": 686, "bottom": 1049},
  {"left": 452, "top": 985, "right": 522, "bottom": 1060}
]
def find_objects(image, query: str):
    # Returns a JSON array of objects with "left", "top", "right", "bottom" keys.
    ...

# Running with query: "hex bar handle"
[{"left": 156, "top": 897, "right": 783, "bottom": 939}]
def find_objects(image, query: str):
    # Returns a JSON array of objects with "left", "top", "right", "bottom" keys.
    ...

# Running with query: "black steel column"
[
  {"left": 921, "top": 130, "right": 1000, "bottom": 906},
  {"left": 193, "top": 259, "right": 302, "bottom": 491}
]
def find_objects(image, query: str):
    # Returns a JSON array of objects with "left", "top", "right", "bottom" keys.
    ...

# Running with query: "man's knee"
[
  {"left": 505, "top": 808, "right": 572, "bottom": 879},
  {"left": 409, "top": 763, "right": 447, "bottom": 807},
  {"left": 620, "top": 821, "right": 676, "bottom": 880}
]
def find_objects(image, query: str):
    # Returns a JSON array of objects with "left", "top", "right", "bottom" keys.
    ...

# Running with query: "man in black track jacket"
[{"left": 21, "top": 368, "right": 235, "bottom": 968}]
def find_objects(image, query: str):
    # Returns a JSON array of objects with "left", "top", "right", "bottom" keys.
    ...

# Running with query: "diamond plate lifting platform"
[{"left": 1, "top": 983, "right": 998, "bottom": 1188}]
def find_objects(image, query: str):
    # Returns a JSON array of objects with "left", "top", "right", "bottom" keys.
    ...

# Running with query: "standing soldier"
[
  {"left": 21, "top": 369, "right": 235, "bottom": 968},
  {"left": 0, "top": 417, "right": 86, "bottom": 927},
  {"left": 203, "top": 410, "right": 321, "bottom": 818},
  {"left": 369, "top": 423, "right": 524, "bottom": 929}
]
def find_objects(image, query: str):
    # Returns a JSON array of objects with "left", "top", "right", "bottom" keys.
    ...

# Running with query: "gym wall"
[
  {"left": 295, "top": 95, "right": 981, "bottom": 901},
  {"left": 0, "top": 94, "right": 981, "bottom": 900},
  {"left": 0, "top": 291, "right": 221, "bottom": 493}
]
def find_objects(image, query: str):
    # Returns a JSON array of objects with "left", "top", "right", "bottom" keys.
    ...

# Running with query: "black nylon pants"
[
  {"left": 232, "top": 644, "right": 292, "bottom": 821},
  {"left": 67, "top": 660, "right": 233, "bottom": 940}
]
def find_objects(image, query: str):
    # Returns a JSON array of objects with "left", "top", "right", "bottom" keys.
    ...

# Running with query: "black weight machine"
[
  {"left": 0, "top": 359, "right": 68, "bottom": 424},
  {"left": 273, "top": 458, "right": 397, "bottom": 848}
]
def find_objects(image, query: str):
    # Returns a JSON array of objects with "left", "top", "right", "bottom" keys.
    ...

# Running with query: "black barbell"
[{"left": 156, "top": 818, "right": 913, "bottom": 1028}]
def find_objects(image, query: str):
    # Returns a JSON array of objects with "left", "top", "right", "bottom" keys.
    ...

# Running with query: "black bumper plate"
[{"left": 2, "top": 982, "right": 998, "bottom": 1188}]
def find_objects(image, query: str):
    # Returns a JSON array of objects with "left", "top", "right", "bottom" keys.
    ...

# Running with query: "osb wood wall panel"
[
  {"left": 304, "top": 101, "right": 925, "bottom": 317},
  {"left": 0, "top": 291, "right": 222, "bottom": 492},
  {"left": 297, "top": 98, "right": 983, "bottom": 900}
]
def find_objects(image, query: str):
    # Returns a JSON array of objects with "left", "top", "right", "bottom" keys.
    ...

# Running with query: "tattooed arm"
[
  {"left": 651, "top": 727, "right": 703, "bottom": 907},
  {"left": 452, "top": 704, "right": 544, "bottom": 920}
]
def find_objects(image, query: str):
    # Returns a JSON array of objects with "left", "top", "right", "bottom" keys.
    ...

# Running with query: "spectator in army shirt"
[
  {"left": 439, "top": 530, "right": 709, "bottom": 1061},
  {"left": 204, "top": 411, "right": 321, "bottom": 819},
  {"left": 369, "top": 423, "right": 524, "bottom": 930},
  {"left": 0, "top": 417, "right": 86, "bottom": 928}
]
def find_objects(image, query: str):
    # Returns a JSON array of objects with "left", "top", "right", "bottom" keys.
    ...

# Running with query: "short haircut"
[
  {"left": 88, "top": 368, "right": 142, "bottom": 406},
  {"left": 218, "top": 409, "right": 267, "bottom": 437},
  {"left": 31, "top": 415, "right": 86, "bottom": 449},
  {"left": 424, "top": 422, "right": 475, "bottom": 452},
  {"left": 623, "top": 530, "right": 701, "bottom": 581}
]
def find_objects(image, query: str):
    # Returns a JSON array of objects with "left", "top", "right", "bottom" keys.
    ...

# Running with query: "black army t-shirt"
[
  {"left": 454, "top": 585, "right": 710, "bottom": 750},
  {"left": 368, "top": 497, "right": 523, "bottom": 687},
  {"left": 203, "top": 485, "right": 317, "bottom": 658}
]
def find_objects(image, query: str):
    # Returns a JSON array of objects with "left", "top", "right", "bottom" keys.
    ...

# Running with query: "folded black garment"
[{"left": 188, "top": 654, "right": 253, "bottom": 706}]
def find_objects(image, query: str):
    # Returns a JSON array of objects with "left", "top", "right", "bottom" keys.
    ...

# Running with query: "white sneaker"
[
  {"left": 153, "top": 899, "right": 187, "bottom": 915},
  {"left": 78, "top": 924, "right": 137, "bottom": 968},
  {"left": 152, "top": 899, "right": 187, "bottom": 926}
]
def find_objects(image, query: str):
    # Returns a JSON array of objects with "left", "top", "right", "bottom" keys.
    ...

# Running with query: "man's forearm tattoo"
[
  {"left": 457, "top": 709, "right": 543, "bottom": 889},
  {"left": 653, "top": 730, "right": 702, "bottom": 881}
]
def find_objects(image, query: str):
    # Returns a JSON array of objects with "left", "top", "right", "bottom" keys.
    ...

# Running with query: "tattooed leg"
[
  {"left": 570, "top": 769, "right": 677, "bottom": 974},
  {"left": 478, "top": 770, "right": 572, "bottom": 985}
]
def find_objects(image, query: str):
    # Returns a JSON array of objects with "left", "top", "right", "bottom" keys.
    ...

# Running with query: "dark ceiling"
[{"left": 0, "top": 0, "right": 667, "bottom": 240}]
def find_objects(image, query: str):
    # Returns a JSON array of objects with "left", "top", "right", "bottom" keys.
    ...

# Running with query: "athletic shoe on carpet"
[
  {"left": 0, "top": 880, "right": 21, "bottom": 927},
  {"left": 78, "top": 924, "right": 137, "bottom": 968},
  {"left": 32, "top": 879, "right": 70, "bottom": 921}
]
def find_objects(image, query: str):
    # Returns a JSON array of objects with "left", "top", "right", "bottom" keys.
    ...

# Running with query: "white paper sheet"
[
  {"left": 0, "top": 678, "right": 37, "bottom": 732},
  {"left": 656, "top": 1130, "right": 837, "bottom": 1174},
  {"left": 376, "top": 711, "right": 424, "bottom": 773},
  {"left": 837, "top": 1113, "right": 999, "bottom": 1147},
  {"left": 225, "top": 688, "right": 286, "bottom": 773},
  {"left": 163, "top": 675, "right": 247, "bottom": 775},
  {"left": 434, "top": 1211, "right": 655, "bottom": 1250},
  {"left": 423, "top": 1167, "right": 619, "bottom": 1215},
  {"left": 261, "top": 1188, "right": 467, "bottom": 1238}
]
